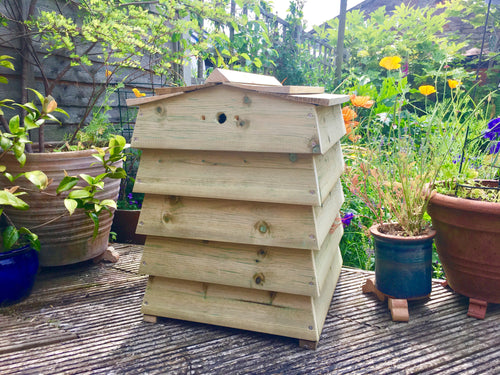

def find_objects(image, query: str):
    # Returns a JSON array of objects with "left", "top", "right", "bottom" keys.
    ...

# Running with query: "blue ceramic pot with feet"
[{"left": 370, "top": 224, "right": 435, "bottom": 299}]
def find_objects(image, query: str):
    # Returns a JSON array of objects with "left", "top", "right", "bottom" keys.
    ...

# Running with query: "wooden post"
[{"left": 335, "top": 0, "right": 347, "bottom": 84}]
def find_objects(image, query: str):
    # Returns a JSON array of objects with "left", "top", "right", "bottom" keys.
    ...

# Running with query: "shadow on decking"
[{"left": 1, "top": 244, "right": 499, "bottom": 374}]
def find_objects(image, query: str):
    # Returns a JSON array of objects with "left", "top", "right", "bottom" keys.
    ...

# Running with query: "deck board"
[{"left": 1, "top": 244, "right": 498, "bottom": 374}]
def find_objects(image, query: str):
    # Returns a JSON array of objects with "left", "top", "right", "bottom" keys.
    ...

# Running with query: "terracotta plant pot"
[
  {"left": 370, "top": 224, "right": 435, "bottom": 300},
  {"left": 0, "top": 245, "right": 39, "bottom": 306},
  {"left": 0, "top": 150, "right": 121, "bottom": 267},
  {"left": 428, "top": 181, "right": 500, "bottom": 304},
  {"left": 111, "top": 209, "right": 146, "bottom": 245}
]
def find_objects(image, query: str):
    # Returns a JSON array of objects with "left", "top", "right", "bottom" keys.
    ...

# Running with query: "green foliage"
[
  {"left": 0, "top": 55, "right": 128, "bottom": 252},
  {"left": 57, "top": 135, "right": 127, "bottom": 238},
  {"left": 267, "top": 0, "right": 328, "bottom": 86},
  {"left": 0, "top": 56, "right": 64, "bottom": 252},
  {"left": 320, "top": 3, "right": 467, "bottom": 88}
]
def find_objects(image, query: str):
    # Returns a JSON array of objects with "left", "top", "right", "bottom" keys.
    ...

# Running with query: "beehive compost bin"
[{"left": 127, "top": 69, "right": 349, "bottom": 345}]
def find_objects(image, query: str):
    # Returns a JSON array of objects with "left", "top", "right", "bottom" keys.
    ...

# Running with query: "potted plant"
[
  {"left": 342, "top": 56, "right": 469, "bottom": 320},
  {"left": 0, "top": 53, "right": 127, "bottom": 267},
  {"left": 111, "top": 147, "right": 146, "bottom": 245},
  {"left": 427, "top": 115, "right": 500, "bottom": 319}
]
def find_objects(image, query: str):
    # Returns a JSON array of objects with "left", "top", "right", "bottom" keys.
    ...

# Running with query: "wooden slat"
[
  {"left": 125, "top": 92, "right": 183, "bottom": 107},
  {"left": 138, "top": 222, "right": 343, "bottom": 297},
  {"left": 205, "top": 68, "right": 282, "bottom": 86},
  {"left": 154, "top": 83, "right": 218, "bottom": 96},
  {"left": 141, "top": 256, "right": 342, "bottom": 342},
  {"left": 136, "top": 180, "right": 344, "bottom": 250},
  {"left": 273, "top": 93, "right": 350, "bottom": 107},
  {"left": 223, "top": 82, "right": 325, "bottom": 94},
  {"left": 130, "top": 85, "right": 343, "bottom": 154},
  {"left": 0, "top": 316, "right": 77, "bottom": 355},
  {"left": 133, "top": 142, "right": 344, "bottom": 206},
  {"left": 315, "top": 104, "right": 347, "bottom": 155}
]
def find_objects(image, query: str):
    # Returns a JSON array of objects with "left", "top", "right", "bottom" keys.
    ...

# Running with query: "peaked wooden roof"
[{"left": 126, "top": 68, "right": 349, "bottom": 107}]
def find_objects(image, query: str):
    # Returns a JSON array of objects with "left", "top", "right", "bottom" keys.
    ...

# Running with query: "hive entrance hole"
[{"left": 217, "top": 112, "right": 227, "bottom": 124}]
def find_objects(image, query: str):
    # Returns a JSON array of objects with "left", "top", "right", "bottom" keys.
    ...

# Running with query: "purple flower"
[
  {"left": 127, "top": 193, "right": 134, "bottom": 200},
  {"left": 341, "top": 212, "right": 354, "bottom": 227},
  {"left": 483, "top": 117, "right": 500, "bottom": 141},
  {"left": 489, "top": 142, "right": 500, "bottom": 154}
]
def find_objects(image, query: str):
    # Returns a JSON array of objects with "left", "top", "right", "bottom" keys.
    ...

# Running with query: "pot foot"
[
  {"left": 388, "top": 298, "right": 409, "bottom": 322},
  {"left": 467, "top": 298, "right": 488, "bottom": 319},
  {"left": 93, "top": 246, "right": 120, "bottom": 264},
  {"left": 362, "top": 277, "right": 386, "bottom": 302},
  {"left": 362, "top": 278, "right": 409, "bottom": 322}
]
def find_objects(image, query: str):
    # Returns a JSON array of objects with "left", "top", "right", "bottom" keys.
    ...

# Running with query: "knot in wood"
[{"left": 253, "top": 272, "right": 265, "bottom": 286}]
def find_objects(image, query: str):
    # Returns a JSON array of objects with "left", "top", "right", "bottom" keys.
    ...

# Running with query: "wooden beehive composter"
[{"left": 126, "top": 68, "right": 350, "bottom": 348}]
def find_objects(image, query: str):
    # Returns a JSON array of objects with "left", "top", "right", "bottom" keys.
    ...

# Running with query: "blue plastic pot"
[
  {"left": 370, "top": 224, "right": 435, "bottom": 299},
  {"left": 0, "top": 245, "right": 39, "bottom": 306}
]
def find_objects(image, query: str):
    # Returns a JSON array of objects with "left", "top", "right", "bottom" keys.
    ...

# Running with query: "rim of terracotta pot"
[
  {"left": 23, "top": 148, "right": 101, "bottom": 160},
  {"left": 369, "top": 223, "right": 436, "bottom": 242},
  {"left": 430, "top": 180, "right": 500, "bottom": 216}
]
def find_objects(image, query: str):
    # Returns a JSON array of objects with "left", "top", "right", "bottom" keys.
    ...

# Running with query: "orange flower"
[
  {"left": 342, "top": 106, "right": 360, "bottom": 142},
  {"left": 448, "top": 79, "right": 461, "bottom": 89},
  {"left": 379, "top": 56, "right": 401, "bottom": 70},
  {"left": 348, "top": 133, "right": 361, "bottom": 143},
  {"left": 132, "top": 88, "right": 146, "bottom": 97},
  {"left": 105, "top": 69, "right": 112, "bottom": 77},
  {"left": 342, "top": 106, "right": 357, "bottom": 122},
  {"left": 418, "top": 85, "right": 437, "bottom": 96},
  {"left": 350, "top": 94, "right": 374, "bottom": 109}
]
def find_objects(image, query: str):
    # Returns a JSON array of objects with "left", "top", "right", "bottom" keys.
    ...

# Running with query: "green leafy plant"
[
  {"left": 0, "top": 55, "right": 127, "bottom": 252},
  {"left": 0, "top": 56, "right": 66, "bottom": 252}
]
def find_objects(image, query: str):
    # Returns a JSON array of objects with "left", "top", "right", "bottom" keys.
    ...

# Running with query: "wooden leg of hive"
[
  {"left": 388, "top": 298, "right": 409, "bottom": 322},
  {"left": 467, "top": 298, "right": 488, "bottom": 319},
  {"left": 143, "top": 314, "right": 159, "bottom": 324},
  {"left": 362, "top": 277, "right": 386, "bottom": 302},
  {"left": 299, "top": 339, "right": 318, "bottom": 350}
]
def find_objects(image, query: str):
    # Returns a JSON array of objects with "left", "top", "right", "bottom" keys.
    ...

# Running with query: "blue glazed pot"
[
  {"left": 370, "top": 224, "right": 435, "bottom": 299},
  {"left": 0, "top": 245, "right": 39, "bottom": 306}
]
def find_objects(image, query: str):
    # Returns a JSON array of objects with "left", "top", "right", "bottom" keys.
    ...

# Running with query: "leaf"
[
  {"left": 89, "top": 212, "right": 99, "bottom": 239},
  {"left": 64, "top": 198, "right": 78, "bottom": 215},
  {"left": 18, "top": 227, "right": 40, "bottom": 252},
  {"left": 79, "top": 173, "right": 94, "bottom": 185},
  {"left": 24, "top": 170, "right": 49, "bottom": 190},
  {"left": 68, "top": 189, "right": 92, "bottom": 199},
  {"left": 100, "top": 199, "right": 117, "bottom": 209},
  {"left": 8, "top": 115, "right": 20, "bottom": 133},
  {"left": 26, "top": 88, "right": 45, "bottom": 104},
  {"left": 56, "top": 176, "right": 79, "bottom": 194},
  {"left": 0, "top": 190, "right": 29, "bottom": 210},
  {"left": 2, "top": 226, "right": 19, "bottom": 251}
]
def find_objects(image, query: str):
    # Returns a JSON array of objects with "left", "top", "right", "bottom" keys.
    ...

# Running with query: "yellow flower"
[
  {"left": 448, "top": 79, "right": 461, "bottom": 89},
  {"left": 418, "top": 85, "right": 437, "bottom": 96},
  {"left": 350, "top": 94, "right": 374, "bottom": 109},
  {"left": 379, "top": 56, "right": 401, "bottom": 70},
  {"left": 132, "top": 88, "right": 146, "bottom": 97},
  {"left": 105, "top": 69, "right": 112, "bottom": 77}
]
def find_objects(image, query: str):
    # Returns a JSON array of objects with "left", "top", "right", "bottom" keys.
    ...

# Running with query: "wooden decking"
[{"left": 1, "top": 244, "right": 499, "bottom": 374}]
